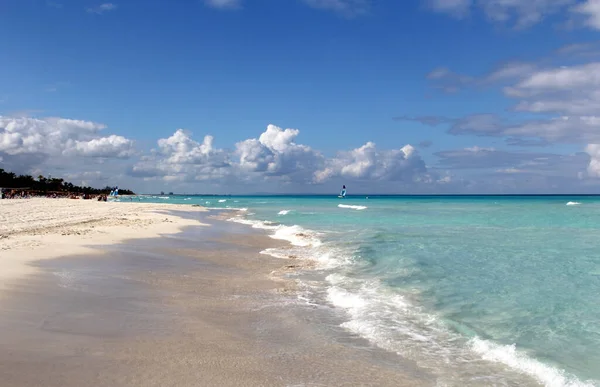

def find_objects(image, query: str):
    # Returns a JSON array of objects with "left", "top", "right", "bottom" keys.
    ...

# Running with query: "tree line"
[{"left": 0, "top": 168, "right": 135, "bottom": 195}]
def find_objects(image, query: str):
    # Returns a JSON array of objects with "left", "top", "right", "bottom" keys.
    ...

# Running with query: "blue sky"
[{"left": 2, "top": 0, "right": 600, "bottom": 193}]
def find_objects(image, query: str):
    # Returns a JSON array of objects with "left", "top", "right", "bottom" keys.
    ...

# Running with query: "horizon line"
[{"left": 136, "top": 193, "right": 600, "bottom": 197}]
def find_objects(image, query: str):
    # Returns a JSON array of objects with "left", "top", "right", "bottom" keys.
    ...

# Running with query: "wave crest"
[{"left": 338, "top": 204, "right": 367, "bottom": 210}]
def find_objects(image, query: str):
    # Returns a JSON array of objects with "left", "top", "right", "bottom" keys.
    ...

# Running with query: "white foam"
[
  {"left": 470, "top": 338, "right": 594, "bottom": 387},
  {"left": 322, "top": 274, "right": 595, "bottom": 387},
  {"left": 207, "top": 207, "right": 248, "bottom": 213},
  {"left": 328, "top": 286, "right": 368, "bottom": 309},
  {"left": 158, "top": 196, "right": 170, "bottom": 199},
  {"left": 218, "top": 199, "right": 227, "bottom": 203},
  {"left": 228, "top": 213, "right": 354, "bottom": 270},
  {"left": 338, "top": 204, "right": 367, "bottom": 210},
  {"left": 260, "top": 248, "right": 289, "bottom": 259},
  {"left": 278, "top": 210, "right": 291, "bottom": 215},
  {"left": 227, "top": 217, "right": 279, "bottom": 230},
  {"left": 566, "top": 202, "right": 581, "bottom": 206},
  {"left": 270, "top": 225, "right": 322, "bottom": 247},
  {"left": 228, "top": 206, "right": 595, "bottom": 387}
]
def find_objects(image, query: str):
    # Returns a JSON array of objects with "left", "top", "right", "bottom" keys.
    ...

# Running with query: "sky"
[{"left": 3, "top": 0, "right": 600, "bottom": 194}]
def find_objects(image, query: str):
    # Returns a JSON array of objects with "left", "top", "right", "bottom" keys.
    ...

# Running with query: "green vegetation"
[{"left": 0, "top": 168, "right": 135, "bottom": 195}]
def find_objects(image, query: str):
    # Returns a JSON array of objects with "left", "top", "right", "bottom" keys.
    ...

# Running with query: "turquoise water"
[{"left": 123, "top": 195, "right": 600, "bottom": 386}]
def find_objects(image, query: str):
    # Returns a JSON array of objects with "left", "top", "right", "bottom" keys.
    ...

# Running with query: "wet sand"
[{"left": 0, "top": 210, "right": 433, "bottom": 386}]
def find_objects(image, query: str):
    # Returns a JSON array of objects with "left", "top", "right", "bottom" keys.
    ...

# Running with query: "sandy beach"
[
  {"left": 0, "top": 198, "right": 431, "bottom": 386},
  {"left": 0, "top": 198, "right": 208, "bottom": 289}
]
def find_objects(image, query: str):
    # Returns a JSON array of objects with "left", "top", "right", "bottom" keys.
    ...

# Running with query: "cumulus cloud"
[
  {"left": 130, "top": 129, "right": 231, "bottom": 182},
  {"left": 2, "top": 114, "right": 592, "bottom": 192},
  {"left": 157, "top": 129, "right": 227, "bottom": 166},
  {"left": 127, "top": 124, "right": 430, "bottom": 191},
  {"left": 234, "top": 124, "right": 324, "bottom": 184},
  {"left": 0, "top": 116, "right": 135, "bottom": 173},
  {"left": 0, "top": 115, "right": 136, "bottom": 191},
  {"left": 314, "top": 141, "right": 426, "bottom": 183},
  {"left": 585, "top": 143, "right": 600, "bottom": 177},
  {"left": 63, "top": 135, "right": 134, "bottom": 158}
]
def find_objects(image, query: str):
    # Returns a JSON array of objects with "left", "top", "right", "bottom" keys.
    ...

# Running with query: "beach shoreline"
[
  {"left": 0, "top": 198, "right": 209, "bottom": 290},
  {"left": 0, "top": 198, "right": 430, "bottom": 386}
]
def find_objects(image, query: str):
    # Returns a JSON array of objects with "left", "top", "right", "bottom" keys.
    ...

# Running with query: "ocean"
[{"left": 118, "top": 194, "right": 600, "bottom": 386}]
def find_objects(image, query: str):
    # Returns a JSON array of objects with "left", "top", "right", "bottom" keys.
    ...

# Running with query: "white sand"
[{"left": 0, "top": 198, "right": 207, "bottom": 289}]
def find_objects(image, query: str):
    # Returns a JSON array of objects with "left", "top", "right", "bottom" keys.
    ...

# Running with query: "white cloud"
[
  {"left": 2, "top": 115, "right": 593, "bottom": 193},
  {"left": 314, "top": 141, "right": 426, "bottom": 183},
  {"left": 127, "top": 124, "right": 430, "bottom": 191},
  {"left": 204, "top": 0, "right": 241, "bottom": 10},
  {"left": 444, "top": 114, "right": 600, "bottom": 144},
  {"left": 0, "top": 116, "right": 135, "bottom": 179},
  {"left": 508, "top": 62, "right": 600, "bottom": 93},
  {"left": 64, "top": 135, "right": 134, "bottom": 158},
  {"left": 204, "top": 0, "right": 369, "bottom": 15},
  {"left": 157, "top": 129, "right": 224, "bottom": 165},
  {"left": 86, "top": 3, "right": 117, "bottom": 14},
  {"left": 417, "top": 44, "right": 600, "bottom": 145},
  {"left": 303, "top": 0, "right": 370, "bottom": 17},
  {"left": 0, "top": 116, "right": 132, "bottom": 157},
  {"left": 555, "top": 40, "right": 600, "bottom": 57},
  {"left": 500, "top": 62, "right": 600, "bottom": 116},
  {"left": 481, "top": 0, "right": 574, "bottom": 27},
  {"left": 572, "top": 0, "right": 600, "bottom": 29},
  {"left": 235, "top": 124, "right": 323, "bottom": 182},
  {"left": 130, "top": 129, "right": 231, "bottom": 182},
  {"left": 484, "top": 62, "right": 539, "bottom": 83},
  {"left": 425, "top": 61, "right": 539, "bottom": 94},
  {"left": 585, "top": 143, "right": 600, "bottom": 177},
  {"left": 426, "top": 0, "right": 577, "bottom": 28}
]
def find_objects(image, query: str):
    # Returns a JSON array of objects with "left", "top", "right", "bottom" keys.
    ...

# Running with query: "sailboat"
[{"left": 338, "top": 185, "right": 347, "bottom": 198}]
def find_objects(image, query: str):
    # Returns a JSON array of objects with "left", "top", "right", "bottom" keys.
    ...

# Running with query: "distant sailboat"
[{"left": 338, "top": 185, "right": 347, "bottom": 198}]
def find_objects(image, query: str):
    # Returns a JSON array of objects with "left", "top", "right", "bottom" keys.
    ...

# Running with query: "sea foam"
[
  {"left": 338, "top": 204, "right": 367, "bottom": 210},
  {"left": 226, "top": 198, "right": 595, "bottom": 387},
  {"left": 470, "top": 338, "right": 594, "bottom": 387},
  {"left": 324, "top": 274, "right": 592, "bottom": 387}
]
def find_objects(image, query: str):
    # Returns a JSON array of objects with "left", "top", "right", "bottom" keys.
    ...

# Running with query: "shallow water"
[{"left": 122, "top": 194, "right": 600, "bottom": 386}]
